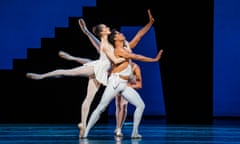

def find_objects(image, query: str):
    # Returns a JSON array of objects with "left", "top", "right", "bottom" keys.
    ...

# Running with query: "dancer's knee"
[
  {"left": 97, "top": 104, "right": 108, "bottom": 114},
  {"left": 142, "top": 103, "right": 145, "bottom": 110},
  {"left": 139, "top": 103, "right": 145, "bottom": 111},
  {"left": 81, "top": 101, "right": 89, "bottom": 110}
]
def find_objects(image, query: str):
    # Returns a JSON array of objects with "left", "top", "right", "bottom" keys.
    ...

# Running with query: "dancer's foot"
[
  {"left": 58, "top": 51, "right": 73, "bottom": 60},
  {"left": 114, "top": 128, "right": 123, "bottom": 137},
  {"left": 26, "top": 73, "right": 42, "bottom": 80},
  {"left": 131, "top": 134, "right": 142, "bottom": 139},
  {"left": 78, "top": 123, "right": 85, "bottom": 138}
]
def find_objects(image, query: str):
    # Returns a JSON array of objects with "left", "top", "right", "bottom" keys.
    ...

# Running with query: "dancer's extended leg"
[{"left": 26, "top": 65, "right": 94, "bottom": 80}]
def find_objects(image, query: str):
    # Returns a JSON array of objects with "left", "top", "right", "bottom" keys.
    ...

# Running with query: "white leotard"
[{"left": 84, "top": 43, "right": 114, "bottom": 86}]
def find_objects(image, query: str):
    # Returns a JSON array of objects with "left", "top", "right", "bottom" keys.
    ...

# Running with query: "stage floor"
[{"left": 0, "top": 119, "right": 240, "bottom": 144}]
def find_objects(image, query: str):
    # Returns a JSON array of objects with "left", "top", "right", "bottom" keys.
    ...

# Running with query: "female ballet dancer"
[
  {"left": 27, "top": 9, "right": 155, "bottom": 137},
  {"left": 82, "top": 29, "right": 163, "bottom": 139}
]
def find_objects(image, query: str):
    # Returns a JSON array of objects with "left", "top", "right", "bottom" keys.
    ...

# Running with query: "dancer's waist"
[
  {"left": 109, "top": 73, "right": 129, "bottom": 88},
  {"left": 111, "top": 73, "right": 130, "bottom": 80}
]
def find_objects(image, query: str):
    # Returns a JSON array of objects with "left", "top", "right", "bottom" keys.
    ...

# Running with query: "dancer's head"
[
  {"left": 92, "top": 24, "right": 111, "bottom": 38},
  {"left": 108, "top": 29, "right": 126, "bottom": 47}
]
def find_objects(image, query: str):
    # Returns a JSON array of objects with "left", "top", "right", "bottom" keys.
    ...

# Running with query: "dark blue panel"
[
  {"left": 214, "top": 0, "right": 240, "bottom": 116},
  {"left": 0, "top": 0, "right": 96, "bottom": 69}
]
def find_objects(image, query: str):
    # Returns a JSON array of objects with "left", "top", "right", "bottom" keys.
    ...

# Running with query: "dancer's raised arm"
[
  {"left": 128, "top": 9, "right": 155, "bottom": 49},
  {"left": 78, "top": 19, "right": 101, "bottom": 53}
]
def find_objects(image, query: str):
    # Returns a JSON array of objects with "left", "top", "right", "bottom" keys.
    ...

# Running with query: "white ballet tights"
[
  {"left": 27, "top": 65, "right": 95, "bottom": 79},
  {"left": 80, "top": 76, "right": 101, "bottom": 128},
  {"left": 83, "top": 74, "right": 145, "bottom": 138}
]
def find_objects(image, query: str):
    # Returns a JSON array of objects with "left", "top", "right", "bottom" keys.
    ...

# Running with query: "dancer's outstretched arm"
[
  {"left": 128, "top": 9, "right": 155, "bottom": 49},
  {"left": 78, "top": 19, "right": 101, "bottom": 53},
  {"left": 116, "top": 48, "right": 163, "bottom": 63},
  {"left": 58, "top": 51, "right": 92, "bottom": 64}
]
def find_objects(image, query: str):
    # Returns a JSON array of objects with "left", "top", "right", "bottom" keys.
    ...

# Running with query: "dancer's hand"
[
  {"left": 154, "top": 49, "right": 164, "bottom": 61},
  {"left": 147, "top": 9, "right": 155, "bottom": 24},
  {"left": 78, "top": 18, "right": 88, "bottom": 34}
]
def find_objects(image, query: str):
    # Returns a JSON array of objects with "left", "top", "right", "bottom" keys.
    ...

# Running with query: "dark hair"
[{"left": 108, "top": 28, "right": 118, "bottom": 47}]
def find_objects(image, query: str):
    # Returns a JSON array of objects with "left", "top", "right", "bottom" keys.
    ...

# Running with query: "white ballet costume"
[
  {"left": 84, "top": 43, "right": 113, "bottom": 86},
  {"left": 83, "top": 63, "right": 145, "bottom": 138}
]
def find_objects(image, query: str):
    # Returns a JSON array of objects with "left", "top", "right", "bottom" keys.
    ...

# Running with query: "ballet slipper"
[
  {"left": 26, "top": 73, "right": 42, "bottom": 80},
  {"left": 58, "top": 51, "right": 72, "bottom": 60},
  {"left": 78, "top": 123, "right": 85, "bottom": 138},
  {"left": 131, "top": 134, "right": 142, "bottom": 139},
  {"left": 114, "top": 128, "right": 123, "bottom": 137}
]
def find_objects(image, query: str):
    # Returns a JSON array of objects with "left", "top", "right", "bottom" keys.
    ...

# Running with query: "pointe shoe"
[
  {"left": 58, "top": 51, "right": 72, "bottom": 60},
  {"left": 114, "top": 128, "right": 123, "bottom": 137},
  {"left": 131, "top": 134, "right": 142, "bottom": 139},
  {"left": 78, "top": 123, "right": 85, "bottom": 138},
  {"left": 26, "top": 73, "right": 42, "bottom": 80}
]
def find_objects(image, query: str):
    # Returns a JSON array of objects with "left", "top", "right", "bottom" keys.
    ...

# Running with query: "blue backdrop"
[
  {"left": 0, "top": 0, "right": 95, "bottom": 69},
  {"left": 214, "top": 0, "right": 240, "bottom": 116}
]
